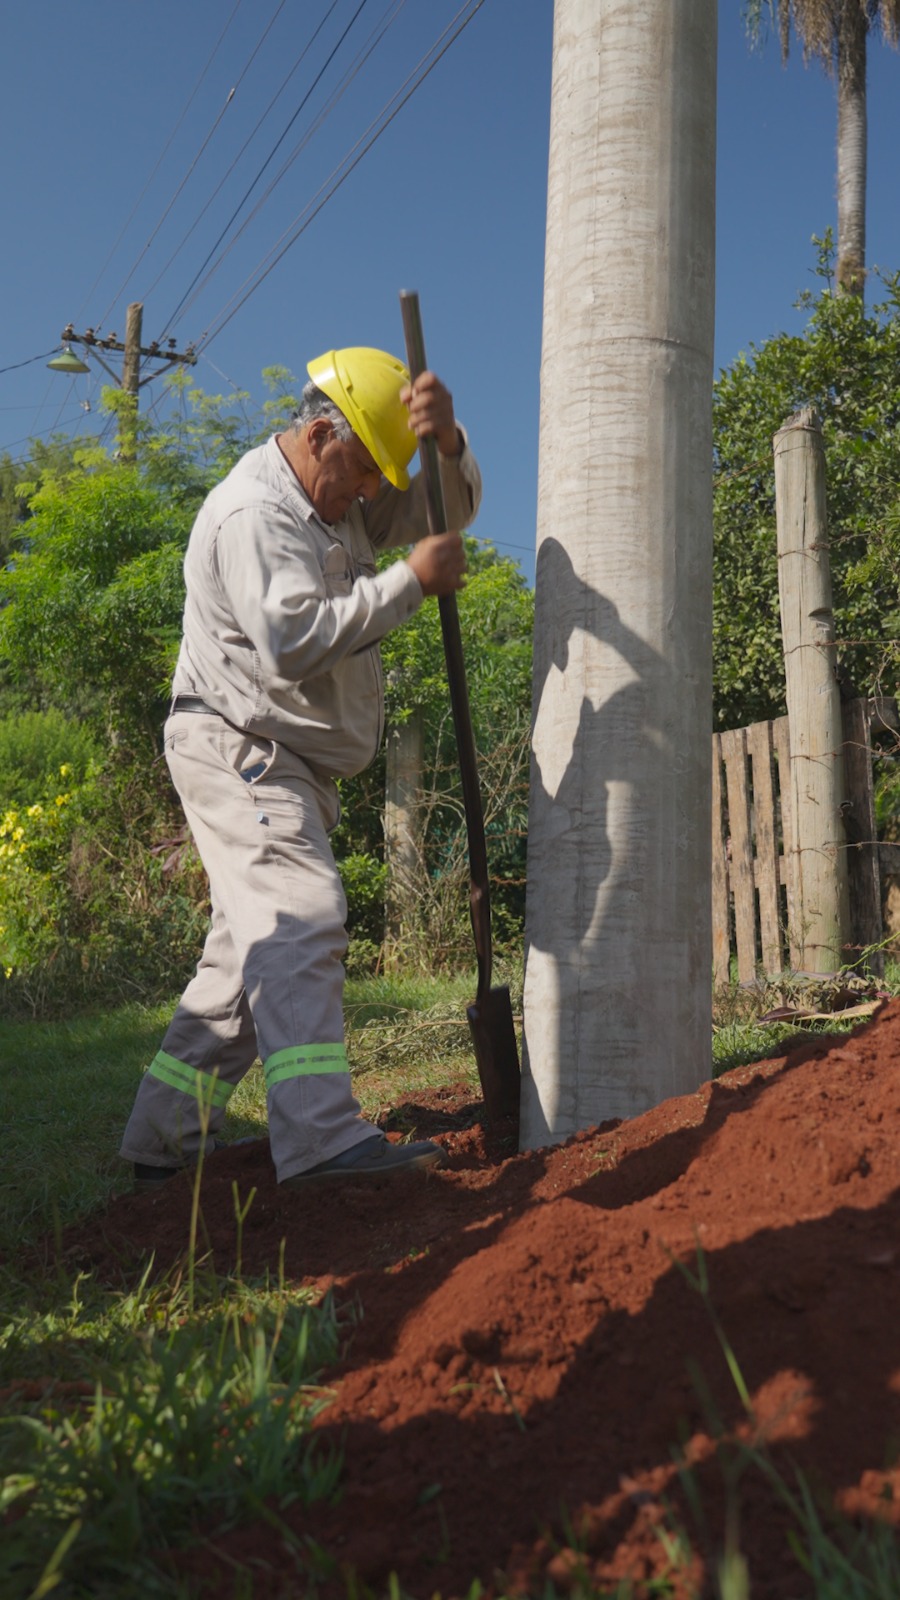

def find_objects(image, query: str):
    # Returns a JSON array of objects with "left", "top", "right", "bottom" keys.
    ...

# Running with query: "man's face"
[{"left": 306, "top": 424, "right": 383, "bottom": 524}]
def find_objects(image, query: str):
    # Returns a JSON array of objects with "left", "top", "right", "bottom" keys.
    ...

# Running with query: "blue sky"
[{"left": 3, "top": 1, "right": 900, "bottom": 582}]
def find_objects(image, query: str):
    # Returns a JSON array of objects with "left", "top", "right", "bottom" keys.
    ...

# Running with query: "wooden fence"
[{"left": 712, "top": 697, "right": 898, "bottom": 986}]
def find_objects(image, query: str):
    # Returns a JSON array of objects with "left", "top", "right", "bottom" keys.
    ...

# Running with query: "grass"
[
  {"left": 0, "top": 972, "right": 494, "bottom": 1259},
  {"left": 711, "top": 960, "right": 900, "bottom": 1076},
  {"left": 0, "top": 972, "right": 498, "bottom": 1599},
  {"left": 1, "top": 1263, "right": 343, "bottom": 1599},
  {"left": 1, "top": 963, "right": 898, "bottom": 1598}
]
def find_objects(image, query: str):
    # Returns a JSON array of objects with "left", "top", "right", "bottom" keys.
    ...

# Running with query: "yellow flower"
[
  {"left": 26, "top": 804, "right": 43, "bottom": 819},
  {"left": 12, "top": 827, "right": 24, "bottom": 843},
  {"left": 59, "top": 763, "right": 73, "bottom": 778}
]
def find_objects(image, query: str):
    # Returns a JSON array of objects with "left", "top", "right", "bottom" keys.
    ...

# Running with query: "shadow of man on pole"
[{"left": 521, "top": 534, "right": 696, "bottom": 1146}]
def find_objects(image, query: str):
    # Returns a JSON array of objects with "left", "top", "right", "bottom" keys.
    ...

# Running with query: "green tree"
[
  {"left": 746, "top": 1, "right": 900, "bottom": 294},
  {"left": 140, "top": 365, "right": 301, "bottom": 506},
  {"left": 0, "top": 465, "right": 191, "bottom": 748},
  {"left": 0, "top": 433, "right": 94, "bottom": 572},
  {"left": 0, "top": 454, "right": 29, "bottom": 569},
  {"left": 713, "top": 239, "right": 900, "bottom": 730}
]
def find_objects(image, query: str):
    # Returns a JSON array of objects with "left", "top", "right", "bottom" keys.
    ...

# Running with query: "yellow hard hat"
[{"left": 307, "top": 347, "right": 418, "bottom": 491}]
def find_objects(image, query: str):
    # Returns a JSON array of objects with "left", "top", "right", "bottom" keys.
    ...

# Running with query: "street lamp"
[{"left": 46, "top": 345, "right": 90, "bottom": 375}]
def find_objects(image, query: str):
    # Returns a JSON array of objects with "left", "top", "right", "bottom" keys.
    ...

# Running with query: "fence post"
[
  {"left": 774, "top": 406, "right": 850, "bottom": 974},
  {"left": 383, "top": 710, "right": 424, "bottom": 969},
  {"left": 842, "top": 696, "right": 885, "bottom": 976}
]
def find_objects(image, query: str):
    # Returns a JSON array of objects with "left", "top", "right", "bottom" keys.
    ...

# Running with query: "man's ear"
[{"left": 306, "top": 418, "right": 333, "bottom": 457}]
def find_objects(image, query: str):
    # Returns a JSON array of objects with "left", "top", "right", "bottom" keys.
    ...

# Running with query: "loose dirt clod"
[{"left": 62, "top": 1002, "right": 900, "bottom": 1597}]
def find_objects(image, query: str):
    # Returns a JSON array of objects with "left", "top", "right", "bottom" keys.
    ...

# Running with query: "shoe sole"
[{"left": 281, "top": 1148, "right": 445, "bottom": 1187}]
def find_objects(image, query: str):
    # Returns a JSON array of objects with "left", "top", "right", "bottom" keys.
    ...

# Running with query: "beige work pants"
[{"left": 119, "top": 711, "right": 378, "bottom": 1182}]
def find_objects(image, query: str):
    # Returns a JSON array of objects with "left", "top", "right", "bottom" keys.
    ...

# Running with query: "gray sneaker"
[{"left": 281, "top": 1133, "right": 445, "bottom": 1186}]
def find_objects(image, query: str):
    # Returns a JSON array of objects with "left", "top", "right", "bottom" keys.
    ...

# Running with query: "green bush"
[
  {"left": 0, "top": 709, "right": 100, "bottom": 808},
  {"left": 0, "top": 759, "right": 208, "bottom": 1019},
  {"left": 337, "top": 850, "right": 389, "bottom": 949}
]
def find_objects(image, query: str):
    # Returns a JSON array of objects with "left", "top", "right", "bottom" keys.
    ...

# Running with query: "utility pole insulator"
[{"left": 58, "top": 311, "right": 198, "bottom": 373}]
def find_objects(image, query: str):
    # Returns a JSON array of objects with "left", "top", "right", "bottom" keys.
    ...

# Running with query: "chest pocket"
[{"left": 322, "top": 541, "right": 353, "bottom": 596}]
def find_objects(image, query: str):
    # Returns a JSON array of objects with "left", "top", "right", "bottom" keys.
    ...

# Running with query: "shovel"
[{"left": 399, "top": 289, "right": 521, "bottom": 1125}]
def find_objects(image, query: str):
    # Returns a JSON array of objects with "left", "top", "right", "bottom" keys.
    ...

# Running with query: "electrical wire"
[
  {"left": 0, "top": 350, "right": 58, "bottom": 378},
  {"left": 2, "top": 411, "right": 96, "bottom": 455},
  {"left": 199, "top": 353, "right": 247, "bottom": 392},
  {"left": 140, "top": 0, "right": 344, "bottom": 311},
  {"left": 98, "top": 90, "right": 241, "bottom": 329},
  {"left": 156, "top": 0, "right": 373, "bottom": 344},
  {"left": 162, "top": 0, "right": 409, "bottom": 336},
  {"left": 77, "top": 0, "right": 248, "bottom": 333},
  {"left": 142, "top": 388, "right": 172, "bottom": 430},
  {"left": 99, "top": 0, "right": 293, "bottom": 325},
  {"left": 198, "top": 0, "right": 486, "bottom": 351}
]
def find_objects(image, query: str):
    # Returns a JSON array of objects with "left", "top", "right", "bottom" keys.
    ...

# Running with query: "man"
[{"left": 120, "top": 346, "right": 478, "bottom": 1190}]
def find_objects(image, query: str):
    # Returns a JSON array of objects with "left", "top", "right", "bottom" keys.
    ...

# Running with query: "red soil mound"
[{"left": 62, "top": 1001, "right": 900, "bottom": 1597}]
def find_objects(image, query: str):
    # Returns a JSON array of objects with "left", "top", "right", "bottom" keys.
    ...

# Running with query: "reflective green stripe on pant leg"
[
  {"left": 147, "top": 1050, "right": 234, "bottom": 1111},
  {"left": 264, "top": 1043, "right": 349, "bottom": 1089}
]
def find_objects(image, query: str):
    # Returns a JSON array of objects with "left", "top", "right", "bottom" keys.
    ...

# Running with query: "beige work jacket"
[{"left": 170, "top": 432, "right": 482, "bottom": 779}]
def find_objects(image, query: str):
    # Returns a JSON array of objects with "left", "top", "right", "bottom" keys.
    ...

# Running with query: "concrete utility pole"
[
  {"left": 56, "top": 302, "right": 196, "bottom": 460},
  {"left": 521, "top": 0, "right": 718, "bottom": 1148}
]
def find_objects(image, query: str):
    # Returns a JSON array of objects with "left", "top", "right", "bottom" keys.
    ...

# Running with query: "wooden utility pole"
[
  {"left": 121, "top": 302, "right": 143, "bottom": 399},
  {"left": 116, "top": 302, "right": 143, "bottom": 460},
  {"left": 56, "top": 303, "right": 196, "bottom": 459},
  {"left": 774, "top": 406, "right": 850, "bottom": 973}
]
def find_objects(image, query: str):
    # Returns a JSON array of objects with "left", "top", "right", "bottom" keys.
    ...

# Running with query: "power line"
[
  {"left": 199, "top": 353, "right": 246, "bottom": 392},
  {"left": 22, "top": 373, "right": 61, "bottom": 452},
  {"left": 1, "top": 412, "right": 97, "bottom": 456},
  {"left": 156, "top": 0, "right": 373, "bottom": 343},
  {"left": 100, "top": 0, "right": 293, "bottom": 326},
  {"left": 139, "top": 0, "right": 342, "bottom": 312},
  {"left": 78, "top": 0, "right": 248, "bottom": 333},
  {"left": 0, "top": 350, "right": 58, "bottom": 378},
  {"left": 163, "top": 0, "right": 409, "bottom": 337},
  {"left": 99, "top": 90, "right": 240, "bottom": 330},
  {"left": 485, "top": 538, "right": 535, "bottom": 557},
  {"left": 199, "top": 0, "right": 486, "bottom": 351}
]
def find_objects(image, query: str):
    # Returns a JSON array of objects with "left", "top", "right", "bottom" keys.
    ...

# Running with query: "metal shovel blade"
[{"left": 467, "top": 985, "right": 521, "bottom": 1125}]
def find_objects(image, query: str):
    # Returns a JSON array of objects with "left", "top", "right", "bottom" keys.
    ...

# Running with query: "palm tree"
[{"left": 747, "top": 2, "right": 900, "bottom": 295}]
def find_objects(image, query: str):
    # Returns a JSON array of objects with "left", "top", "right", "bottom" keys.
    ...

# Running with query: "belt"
[{"left": 170, "top": 694, "right": 218, "bottom": 715}]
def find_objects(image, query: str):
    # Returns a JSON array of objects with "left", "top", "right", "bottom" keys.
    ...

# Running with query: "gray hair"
[{"left": 289, "top": 380, "right": 354, "bottom": 440}]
